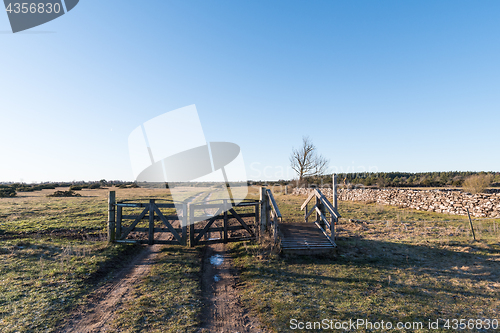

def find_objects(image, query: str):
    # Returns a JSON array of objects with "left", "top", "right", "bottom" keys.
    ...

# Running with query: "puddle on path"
[{"left": 210, "top": 254, "right": 224, "bottom": 266}]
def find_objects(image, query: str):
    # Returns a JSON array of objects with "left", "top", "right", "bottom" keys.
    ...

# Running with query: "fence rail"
[{"left": 301, "top": 187, "right": 340, "bottom": 247}]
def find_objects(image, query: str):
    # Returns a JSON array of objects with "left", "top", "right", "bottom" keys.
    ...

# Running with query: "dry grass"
[{"left": 229, "top": 191, "right": 500, "bottom": 333}]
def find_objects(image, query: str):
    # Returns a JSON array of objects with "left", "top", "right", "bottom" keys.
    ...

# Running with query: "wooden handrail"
[
  {"left": 300, "top": 188, "right": 341, "bottom": 219},
  {"left": 266, "top": 189, "right": 282, "bottom": 219},
  {"left": 300, "top": 191, "right": 316, "bottom": 210}
]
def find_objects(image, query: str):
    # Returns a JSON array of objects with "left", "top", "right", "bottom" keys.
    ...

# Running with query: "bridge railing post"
[
  {"left": 260, "top": 187, "right": 268, "bottom": 233},
  {"left": 107, "top": 191, "right": 116, "bottom": 243}
]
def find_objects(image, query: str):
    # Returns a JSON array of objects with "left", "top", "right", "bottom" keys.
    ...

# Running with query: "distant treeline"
[
  {"left": 326, "top": 171, "right": 500, "bottom": 188},
  {"left": 251, "top": 171, "right": 500, "bottom": 188},
  {"left": 0, "top": 180, "right": 140, "bottom": 197}
]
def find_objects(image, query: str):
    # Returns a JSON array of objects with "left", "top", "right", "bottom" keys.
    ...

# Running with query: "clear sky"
[{"left": 1, "top": 0, "right": 499, "bottom": 182}]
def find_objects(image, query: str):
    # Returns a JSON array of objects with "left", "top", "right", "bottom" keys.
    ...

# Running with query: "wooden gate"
[
  {"left": 188, "top": 199, "right": 259, "bottom": 246},
  {"left": 114, "top": 199, "right": 187, "bottom": 245},
  {"left": 107, "top": 192, "right": 268, "bottom": 247}
]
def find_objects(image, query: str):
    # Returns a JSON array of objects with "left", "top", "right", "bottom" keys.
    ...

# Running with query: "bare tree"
[{"left": 289, "top": 136, "right": 329, "bottom": 181}]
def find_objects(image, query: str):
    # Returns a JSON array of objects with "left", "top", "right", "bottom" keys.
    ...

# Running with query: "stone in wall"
[{"left": 292, "top": 187, "right": 500, "bottom": 218}]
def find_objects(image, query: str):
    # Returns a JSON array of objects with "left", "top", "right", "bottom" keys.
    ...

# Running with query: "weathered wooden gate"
[
  {"left": 107, "top": 192, "right": 262, "bottom": 246},
  {"left": 113, "top": 198, "right": 188, "bottom": 245},
  {"left": 188, "top": 199, "right": 259, "bottom": 246}
]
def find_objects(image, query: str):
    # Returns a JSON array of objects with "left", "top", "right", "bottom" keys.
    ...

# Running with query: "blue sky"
[{"left": 1, "top": 0, "right": 499, "bottom": 182}]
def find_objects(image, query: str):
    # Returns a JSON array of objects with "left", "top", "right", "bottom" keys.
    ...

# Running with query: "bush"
[
  {"left": 69, "top": 185, "right": 83, "bottom": 191},
  {"left": 0, "top": 186, "right": 16, "bottom": 197},
  {"left": 462, "top": 174, "right": 493, "bottom": 194},
  {"left": 88, "top": 184, "right": 101, "bottom": 189},
  {"left": 47, "top": 190, "right": 81, "bottom": 197}
]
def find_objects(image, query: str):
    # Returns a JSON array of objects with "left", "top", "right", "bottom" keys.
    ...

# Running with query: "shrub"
[
  {"left": 88, "top": 184, "right": 101, "bottom": 189},
  {"left": 462, "top": 174, "right": 493, "bottom": 194},
  {"left": 16, "top": 186, "right": 34, "bottom": 192},
  {"left": 47, "top": 190, "right": 81, "bottom": 197},
  {"left": 0, "top": 186, "right": 16, "bottom": 197},
  {"left": 69, "top": 185, "right": 83, "bottom": 191}
]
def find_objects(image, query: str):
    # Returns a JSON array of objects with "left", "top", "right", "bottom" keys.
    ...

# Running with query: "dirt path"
[
  {"left": 61, "top": 191, "right": 266, "bottom": 332},
  {"left": 60, "top": 243, "right": 161, "bottom": 333},
  {"left": 197, "top": 243, "right": 269, "bottom": 333}
]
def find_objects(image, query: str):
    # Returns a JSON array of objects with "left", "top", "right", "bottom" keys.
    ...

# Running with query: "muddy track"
[
  {"left": 60, "top": 192, "right": 267, "bottom": 332},
  {"left": 59, "top": 242, "right": 161, "bottom": 333},
  {"left": 197, "top": 243, "right": 269, "bottom": 333}
]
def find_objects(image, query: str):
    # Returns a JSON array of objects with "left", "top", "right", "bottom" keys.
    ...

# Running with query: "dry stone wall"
[{"left": 293, "top": 187, "right": 500, "bottom": 218}]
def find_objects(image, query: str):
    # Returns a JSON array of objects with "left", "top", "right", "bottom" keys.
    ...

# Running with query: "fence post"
[
  {"left": 116, "top": 205, "right": 122, "bottom": 240},
  {"left": 148, "top": 199, "right": 155, "bottom": 245},
  {"left": 285, "top": 185, "right": 288, "bottom": 195},
  {"left": 223, "top": 199, "right": 228, "bottom": 243},
  {"left": 182, "top": 203, "right": 188, "bottom": 246},
  {"left": 260, "top": 187, "right": 268, "bottom": 233},
  {"left": 254, "top": 202, "right": 259, "bottom": 232},
  {"left": 107, "top": 191, "right": 116, "bottom": 243},
  {"left": 189, "top": 204, "right": 195, "bottom": 247}
]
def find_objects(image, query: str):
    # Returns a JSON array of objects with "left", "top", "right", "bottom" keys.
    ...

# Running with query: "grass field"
[
  {"left": 2, "top": 186, "right": 500, "bottom": 332},
  {"left": 229, "top": 192, "right": 500, "bottom": 332},
  {"left": 0, "top": 187, "right": 202, "bottom": 333}
]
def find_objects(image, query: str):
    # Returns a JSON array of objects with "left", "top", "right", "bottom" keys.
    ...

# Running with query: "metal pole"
[
  {"left": 333, "top": 174, "right": 338, "bottom": 212},
  {"left": 332, "top": 174, "right": 338, "bottom": 238},
  {"left": 467, "top": 208, "right": 476, "bottom": 241}
]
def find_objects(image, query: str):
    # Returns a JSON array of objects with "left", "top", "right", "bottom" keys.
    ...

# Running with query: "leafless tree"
[{"left": 289, "top": 136, "right": 329, "bottom": 181}]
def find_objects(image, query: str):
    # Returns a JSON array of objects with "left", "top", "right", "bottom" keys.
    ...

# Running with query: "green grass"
[
  {"left": 0, "top": 187, "right": 175, "bottom": 332},
  {"left": 108, "top": 246, "right": 202, "bottom": 333},
  {"left": 228, "top": 192, "right": 500, "bottom": 333},
  {"left": 0, "top": 238, "right": 141, "bottom": 332},
  {"left": 3, "top": 186, "right": 499, "bottom": 332}
]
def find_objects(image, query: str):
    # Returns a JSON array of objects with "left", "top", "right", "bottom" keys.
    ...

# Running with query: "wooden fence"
[{"left": 107, "top": 191, "right": 280, "bottom": 247}]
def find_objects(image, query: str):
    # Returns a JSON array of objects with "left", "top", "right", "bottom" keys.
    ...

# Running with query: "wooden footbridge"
[
  {"left": 259, "top": 186, "right": 340, "bottom": 254},
  {"left": 107, "top": 182, "right": 340, "bottom": 255}
]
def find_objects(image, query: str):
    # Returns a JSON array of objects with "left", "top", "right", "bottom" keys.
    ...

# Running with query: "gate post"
[
  {"left": 148, "top": 199, "right": 155, "bottom": 245},
  {"left": 107, "top": 191, "right": 116, "bottom": 243},
  {"left": 223, "top": 199, "right": 228, "bottom": 243},
  {"left": 116, "top": 205, "right": 122, "bottom": 240},
  {"left": 182, "top": 203, "right": 188, "bottom": 246},
  {"left": 260, "top": 187, "right": 268, "bottom": 233},
  {"left": 189, "top": 204, "right": 195, "bottom": 247}
]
